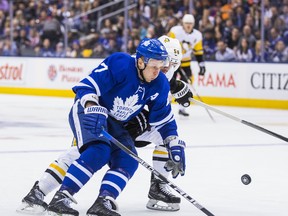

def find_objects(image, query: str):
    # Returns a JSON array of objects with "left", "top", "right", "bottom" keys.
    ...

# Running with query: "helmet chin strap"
[{"left": 137, "top": 59, "right": 148, "bottom": 83}]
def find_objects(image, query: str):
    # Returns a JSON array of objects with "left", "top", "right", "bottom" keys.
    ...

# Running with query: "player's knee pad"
[
  {"left": 110, "top": 146, "right": 138, "bottom": 178},
  {"left": 57, "top": 146, "right": 80, "bottom": 167},
  {"left": 79, "top": 143, "right": 110, "bottom": 173}
]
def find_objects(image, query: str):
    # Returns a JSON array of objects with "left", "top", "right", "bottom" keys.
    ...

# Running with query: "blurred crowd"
[{"left": 0, "top": 0, "right": 287, "bottom": 62}]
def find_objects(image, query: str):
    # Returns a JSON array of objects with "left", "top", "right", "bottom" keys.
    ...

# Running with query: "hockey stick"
[
  {"left": 190, "top": 98, "right": 288, "bottom": 143},
  {"left": 178, "top": 68, "right": 215, "bottom": 122},
  {"left": 101, "top": 130, "right": 215, "bottom": 216}
]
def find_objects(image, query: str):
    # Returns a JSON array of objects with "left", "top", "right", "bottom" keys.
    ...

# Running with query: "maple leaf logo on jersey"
[{"left": 110, "top": 95, "right": 142, "bottom": 121}]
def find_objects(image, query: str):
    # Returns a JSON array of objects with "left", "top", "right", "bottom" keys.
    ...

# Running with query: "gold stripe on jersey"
[
  {"left": 167, "top": 31, "right": 176, "bottom": 39},
  {"left": 181, "top": 58, "right": 191, "bottom": 67},
  {"left": 153, "top": 149, "right": 168, "bottom": 156},
  {"left": 193, "top": 40, "right": 204, "bottom": 55},
  {"left": 49, "top": 163, "right": 66, "bottom": 177}
]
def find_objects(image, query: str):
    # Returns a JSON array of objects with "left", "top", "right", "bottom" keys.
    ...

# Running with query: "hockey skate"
[
  {"left": 178, "top": 109, "right": 189, "bottom": 117},
  {"left": 16, "top": 181, "right": 48, "bottom": 215},
  {"left": 146, "top": 175, "right": 180, "bottom": 211},
  {"left": 48, "top": 190, "right": 78, "bottom": 216},
  {"left": 87, "top": 196, "right": 120, "bottom": 216}
]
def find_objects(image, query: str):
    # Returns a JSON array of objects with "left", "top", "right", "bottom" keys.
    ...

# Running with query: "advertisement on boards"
[
  {"left": 191, "top": 62, "right": 288, "bottom": 100},
  {"left": 0, "top": 58, "right": 26, "bottom": 85}
]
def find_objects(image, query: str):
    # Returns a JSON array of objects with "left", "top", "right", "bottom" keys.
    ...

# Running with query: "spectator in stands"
[
  {"left": 0, "top": 10, "right": 6, "bottom": 36},
  {"left": 280, "top": 5, "right": 288, "bottom": 27},
  {"left": 215, "top": 40, "right": 236, "bottom": 61},
  {"left": 92, "top": 43, "right": 108, "bottom": 58},
  {"left": 70, "top": 40, "right": 81, "bottom": 58},
  {"left": 2, "top": 37, "right": 18, "bottom": 56},
  {"left": 40, "top": 38, "right": 55, "bottom": 57},
  {"left": 165, "top": 16, "right": 178, "bottom": 33},
  {"left": 269, "top": 27, "right": 283, "bottom": 49},
  {"left": 232, "top": 5, "right": 246, "bottom": 30},
  {"left": 146, "top": 25, "right": 156, "bottom": 38},
  {"left": 222, "top": 18, "right": 234, "bottom": 41},
  {"left": 42, "top": 17, "right": 62, "bottom": 47},
  {"left": 214, "top": 15, "right": 224, "bottom": 38},
  {"left": 203, "top": 28, "right": 217, "bottom": 60},
  {"left": 157, "top": 5, "right": 170, "bottom": 30},
  {"left": 241, "top": 25, "right": 256, "bottom": 48},
  {"left": 154, "top": 19, "right": 165, "bottom": 38},
  {"left": 252, "top": 40, "right": 269, "bottom": 62},
  {"left": 105, "top": 38, "right": 119, "bottom": 55},
  {"left": 235, "top": 37, "right": 253, "bottom": 62},
  {"left": 220, "top": 1, "right": 233, "bottom": 21},
  {"left": 126, "top": 37, "right": 140, "bottom": 54},
  {"left": 99, "top": 28, "right": 110, "bottom": 51},
  {"left": 33, "top": 45, "right": 41, "bottom": 57},
  {"left": 274, "top": 16, "right": 286, "bottom": 33},
  {"left": 226, "top": 27, "right": 241, "bottom": 52},
  {"left": 28, "top": 28, "right": 40, "bottom": 48},
  {"left": 269, "top": 6, "right": 280, "bottom": 27},
  {"left": 138, "top": 0, "right": 151, "bottom": 20},
  {"left": 139, "top": 19, "right": 149, "bottom": 40},
  {"left": 79, "top": 38, "right": 93, "bottom": 58},
  {"left": 18, "top": 28, "right": 31, "bottom": 49},
  {"left": 270, "top": 40, "right": 288, "bottom": 62},
  {"left": 55, "top": 42, "right": 66, "bottom": 58}
]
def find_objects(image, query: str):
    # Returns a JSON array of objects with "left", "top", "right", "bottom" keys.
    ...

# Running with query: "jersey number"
[{"left": 93, "top": 62, "right": 108, "bottom": 73}]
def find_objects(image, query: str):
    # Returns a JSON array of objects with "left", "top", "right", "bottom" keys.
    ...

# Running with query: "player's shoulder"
[
  {"left": 170, "top": 25, "right": 182, "bottom": 34},
  {"left": 191, "top": 29, "right": 203, "bottom": 39},
  {"left": 108, "top": 52, "right": 133, "bottom": 62},
  {"left": 105, "top": 52, "right": 135, "bottom": 70}
]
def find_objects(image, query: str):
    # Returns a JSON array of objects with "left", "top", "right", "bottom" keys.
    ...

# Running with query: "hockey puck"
[{"left": 241, "top": 174, "right": 251, "bottom": 185}]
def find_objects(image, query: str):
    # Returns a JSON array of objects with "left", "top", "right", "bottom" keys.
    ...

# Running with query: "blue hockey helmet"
[{"left": 136, "top": 38, "right": 169, "bottom": 65}]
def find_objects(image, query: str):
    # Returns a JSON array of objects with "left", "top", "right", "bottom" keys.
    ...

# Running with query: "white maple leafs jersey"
[
  {"left": 72, "top": 52, "right": 178, "bottom": 139},
  {"left": 168, "top": 26, "right": 204, "bottom": 67}
]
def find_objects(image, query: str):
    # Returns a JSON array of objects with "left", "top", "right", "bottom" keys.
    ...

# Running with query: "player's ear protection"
[{"left": 138, "top": 58, "right": 145, "bottom": 70}]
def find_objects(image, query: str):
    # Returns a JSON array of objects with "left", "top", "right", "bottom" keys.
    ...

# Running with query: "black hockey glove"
[
  {"left": 171, "top": 80, "right": 193, "bottom": 107},
  {"left": 124, "top": 109, "right": 150, "bottom": 140},
  {"left": 198, "top": 62, "right": 206, "bottom": 76},
  {"left": 164, "top": 136, "right": 186, "bottom": 178}
]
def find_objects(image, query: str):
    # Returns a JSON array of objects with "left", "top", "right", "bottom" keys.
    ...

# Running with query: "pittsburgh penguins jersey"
[
  {"left": 168, "top": 26, "right": 204, "bottom": 67},
  {"left": 72, "top": 52, "right": 178, "bottom": 139}
]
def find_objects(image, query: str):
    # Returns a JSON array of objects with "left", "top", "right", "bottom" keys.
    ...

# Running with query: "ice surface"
[{"left": 0, "top": 94, "right": 287, "bottom": 216}]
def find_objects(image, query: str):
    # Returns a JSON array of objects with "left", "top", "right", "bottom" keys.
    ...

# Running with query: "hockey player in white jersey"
[
  {"left": 168, "top": 14, "right": 206, "bottom": 117},
  {"left": 17, "top": 36, "right": 193, "bottom": 215}
]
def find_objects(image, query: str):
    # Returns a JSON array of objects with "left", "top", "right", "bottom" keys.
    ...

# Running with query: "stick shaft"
[
  {"left": 189, "top": 83, "right": 215, "bottom": 122},
  {"left": 101, "top": 130, "right": 215, "bottom": 216},
  {"left": 190, "top": 98, "right": 288, "bottom": 143},
  {"left": 178, "top": 68, "right": 215, "bottom": 122}
]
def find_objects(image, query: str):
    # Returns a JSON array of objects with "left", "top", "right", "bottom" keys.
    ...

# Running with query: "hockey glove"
[
  {"left": 198, "top": 62, "right": 206, "bottom": 76},
  {"left": 124, "top": 109, "right": 150, "bottom": 140},
  {"left": 164, "top": 136, "right": 186, "bottom": 178},
  {"left": 83, "top": 105, "right": 108, "bottom": 135},
  {"left": 172, "top": 80, "right": 193, "bottom": 107}
]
